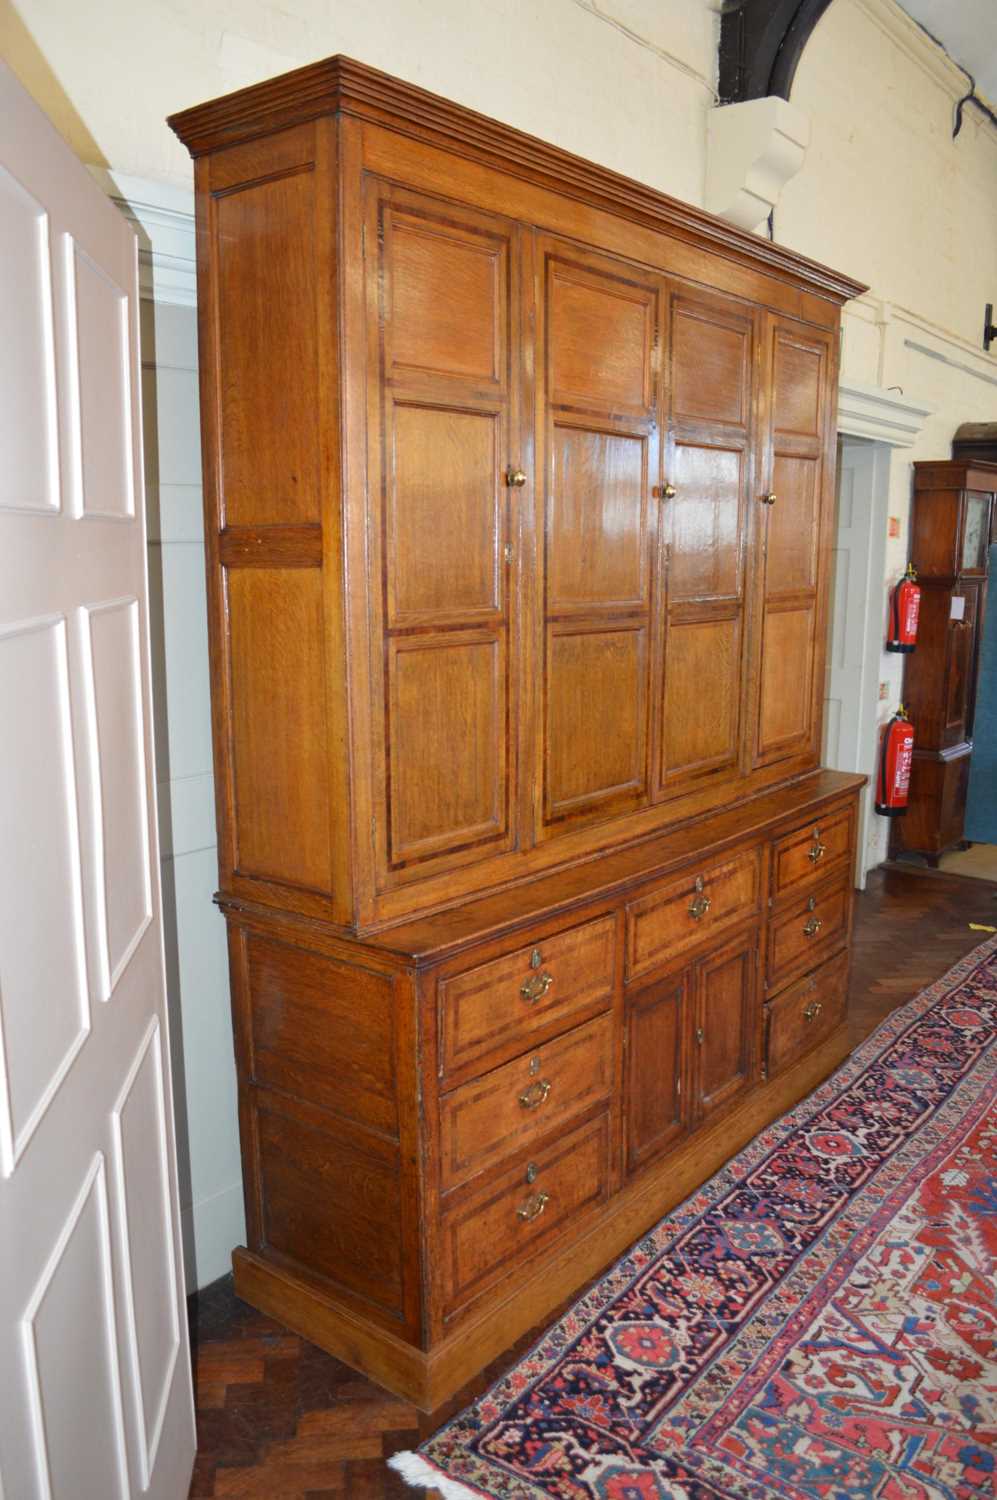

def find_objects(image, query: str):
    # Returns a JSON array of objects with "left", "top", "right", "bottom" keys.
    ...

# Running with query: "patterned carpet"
[{"left": 392, "top": 938, "right": 997, "bottom": 1500}]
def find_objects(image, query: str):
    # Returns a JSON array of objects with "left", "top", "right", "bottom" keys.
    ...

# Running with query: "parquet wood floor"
[{"left": 187, "top": 863, "right": 997, "bottom": 1499}]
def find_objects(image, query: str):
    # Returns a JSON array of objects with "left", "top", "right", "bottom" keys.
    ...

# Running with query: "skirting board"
[{"left": 232, "top": 1024, "right": 851, "bottom": 1412}]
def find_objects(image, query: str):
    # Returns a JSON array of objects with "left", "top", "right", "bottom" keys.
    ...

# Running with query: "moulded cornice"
[
  {"left": 836, "top": 375, "right": 933, "bottom": 447},
  {"left": 167, "top": 55, "right": 866, "bottom": 305}
]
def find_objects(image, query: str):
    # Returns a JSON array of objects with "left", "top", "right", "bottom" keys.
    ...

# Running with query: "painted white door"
[
  {"left": 823, "top": 437, "right": 889, "bottom": 887},
  {"left": 0, "top": 63, "right": 195, "bottom": 1500}
]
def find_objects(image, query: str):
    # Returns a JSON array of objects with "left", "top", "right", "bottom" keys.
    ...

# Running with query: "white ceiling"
[{"left": 896, "top": 0, "right": 997, "bottom": 107}]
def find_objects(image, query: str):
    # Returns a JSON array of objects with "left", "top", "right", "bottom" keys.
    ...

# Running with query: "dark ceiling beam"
[{"left": 719, "top": 0, "right": 836, "bottom": 105}]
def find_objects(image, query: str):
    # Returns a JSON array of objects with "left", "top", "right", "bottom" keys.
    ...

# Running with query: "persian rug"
[{"left": 391, "top": 937, "right": 997, "bottom": 1500}]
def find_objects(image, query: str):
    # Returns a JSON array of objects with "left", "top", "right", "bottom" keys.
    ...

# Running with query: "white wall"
[
  {"left": 1, "top": 0, "right": 718, "bottom": 203},
  {"left": 142, "top": 292, "right": 244, "bottom": 1290},
  {"left": 777, "top": 0, "right": 997, "bottom": 869}
]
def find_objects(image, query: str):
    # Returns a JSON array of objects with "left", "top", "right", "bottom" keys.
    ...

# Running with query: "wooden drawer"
[
  {"left": 626, "top": 844, "right": 762, "bottom": 982},
  {"left": 439, "top": 1014, "right": 613, "bottom": 1192},
  {"left": 765, "top": 950, "right": 849, "bottom": 1080},
  {"left": 440, "top": 1111, "right": 610, "bottom": 1320},
  {"left": 439, "top": 915, "right": 615, "bottom": 1082},
  {"left": 767, "top": 874, "right": 850, "bottom": 992},
  {"left": 771, "top": 802, "right": 854, "bottom": 903}
]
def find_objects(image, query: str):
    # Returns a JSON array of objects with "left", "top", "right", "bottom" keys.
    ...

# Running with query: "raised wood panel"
[
  {"left": 387, "top": 632, "right": 507, "bottom": 863},
  {"left": 670, "top": 296, "right": 751, "bottom": 427},
  {"left": 772, "top": 332, "right": 822, "bottom": 437},
  {"left": 228, "top": 567, "right": 332, "bottom": 893},
  {"left": 694, "top": 932, "right": 759, "bottom": 1122},
  {"left": 214, "top": 170, "right": 320, "bottom": 526},
  {"left": 660, "top": 614, "right": 741, "bottom": 785},
  {"left": 626, "top": 974, "right": 688, "bottom": 1174},
  {"left": 255, "top": 1102, "right": 403, "bottom": 1317},
  {"left": 383, "top": 205, "right": 505, "bottom": 386},
  {"left": 757, "top": 605, "right": 816, "bottom": 759},
  {"left": 246, "top": 934, "right": 398, "bottom": 1136},
  {"left": 548, "top": 261, "right": 654, "bottom": 414},
  {"left": 545, "top": 625, "right": 648, "bottom": 819},
  {"left": 667, "top": 445, "right": 744, "bottom": 602},
  {"left": 767, "top": 455, "right": 819, "bottom": 593},
  {"left": 943, "top": 590, "right": 978, "bottom": 739},
  {"left": 547, "top": 426, "right": 648, "bottom": 612},
  {"left": 386, "top": 404, "right": 502, "bottom": 625}
]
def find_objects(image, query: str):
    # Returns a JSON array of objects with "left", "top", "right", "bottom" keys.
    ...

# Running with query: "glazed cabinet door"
[
  {"left": 535, "top": 237, "right": 661, "bottom": 837},
  {"left": 754, "top": 317, "right": 835, "bottom": 768},
  {"left": 364, "top": 183, "right": 523, "bottom": 886},
  {"left": 692, "top": 930, "right": 760, "bottom": 1124},
  {"left": 655, "top": 288, "right": 756, "bottom": 798}
]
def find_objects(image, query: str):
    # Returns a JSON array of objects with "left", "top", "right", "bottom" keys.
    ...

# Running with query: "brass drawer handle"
[
  {"left": 689, "top": 893, "right": 711, "bottom": 921},
  {"left": 516, "top": 1190, "right": 550, "bottom": 1222},
  {"left": 518, "top": 1077, "right": 552, "bottom": 1110},
  {"left": 520, "top": 970, "right": 554, "bottom": 1004},
  {"left": 808, "top": 841, "right": 826, "bottom": 864},
  {"left": 803, "top": 999, "right": 823, "bottom": 1023},
  {"left": 803, "top": 915, "right": 823, "bottom": 938}
]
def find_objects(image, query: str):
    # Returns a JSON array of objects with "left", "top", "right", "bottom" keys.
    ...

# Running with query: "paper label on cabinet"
[{"left": 950, "top": 595, "right": 966, "bottom": 621}]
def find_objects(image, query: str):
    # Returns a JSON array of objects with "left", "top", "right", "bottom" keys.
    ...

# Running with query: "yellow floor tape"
[{"left": 968, "top": 923, "right": 997, "bottom": 933}]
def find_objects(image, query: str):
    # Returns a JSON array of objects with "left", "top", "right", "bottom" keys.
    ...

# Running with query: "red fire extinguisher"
[
  {"left": 875, "top": 705, "right": 915, "bottom": 817},
  {"left": 886, "top": 564, "right": 921, "bottom": 653}
]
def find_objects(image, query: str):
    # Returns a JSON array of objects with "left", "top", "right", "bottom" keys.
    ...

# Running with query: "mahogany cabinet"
[
  {"left": 892, "top": 460, "right": 996, "bottom": 863},
  {"left": 170, "top": 58, "right": 864, "bottom": 1408}
]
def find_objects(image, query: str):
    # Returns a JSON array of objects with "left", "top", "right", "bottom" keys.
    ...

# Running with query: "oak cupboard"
[{"left": 169, "top": 58, "right": 866, "bottom": 1409}]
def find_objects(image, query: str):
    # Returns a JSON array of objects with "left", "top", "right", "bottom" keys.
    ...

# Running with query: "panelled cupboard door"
[
  {"left": 537, "top": 238, "right": 661, "bottom": 835},
  {"left": 656, "top": 289, "right": 756, "bottom": 798},
  {"left": 364, "top": 182, "right": 523, "bottom": 886},
  {"left": 0, "top": 63, "right": 194, "bottom": 1500},
  {"left": 625, "top": 973, "right": 689, "bottom": 1175},
  {"left": 692, "top": 930, "right": 760, "bottom": 1123},
  {"left": 755, "top": 317, "right": 834, "bottom": 766}
]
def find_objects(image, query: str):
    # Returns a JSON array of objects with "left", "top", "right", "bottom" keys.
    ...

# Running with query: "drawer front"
[
  {"left": 439, "top": 1014, "right": 613, "bottom": 1192},
  {"left": 765, "top": 949, "right": 849, "bottom": 1079},
  {"left": 767, "top": 875, "right": 850, "bottom": 992},
  {"left": 626, "top": 845, "right": 762, "bottom": 982},
  {"left": 771, "top": 803, "right": 854, "bottom": 903},
  {"left": 441, "top": 1111, "right": 610, "bottom": 1320},
  {"left": 439, "top": 915, "right": 616, "bottom": 1082}
]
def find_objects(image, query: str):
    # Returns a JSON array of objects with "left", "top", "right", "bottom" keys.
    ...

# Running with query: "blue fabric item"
[{"left": 965, "top": 542, "right": 997, "bottom": 841}]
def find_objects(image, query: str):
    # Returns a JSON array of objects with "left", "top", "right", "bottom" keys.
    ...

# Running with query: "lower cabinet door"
[
  {"left": 692, "top": 929, "right": 760, "bottom": 1124},
  {"left": 626, "top": 972, "right": 690, "bottom": 1175}
]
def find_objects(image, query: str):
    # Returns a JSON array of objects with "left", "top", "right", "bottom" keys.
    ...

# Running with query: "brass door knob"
[
  {"left": 761, "top": 493, "right": 777, "bottom": 506},
  {"left": 659, "top": 482, "right": 677, "bottom": 499},
  {"left": 695, "top": 1026, "right": 705, "bottom": 1046},
  {"left": 506, "top": 467, "right": 527, "bottom": 487}
]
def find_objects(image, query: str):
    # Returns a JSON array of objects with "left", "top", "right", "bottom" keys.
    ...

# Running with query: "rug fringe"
[{"left": 388, "top": 1449, "right": 482, "bottom": 1499}]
